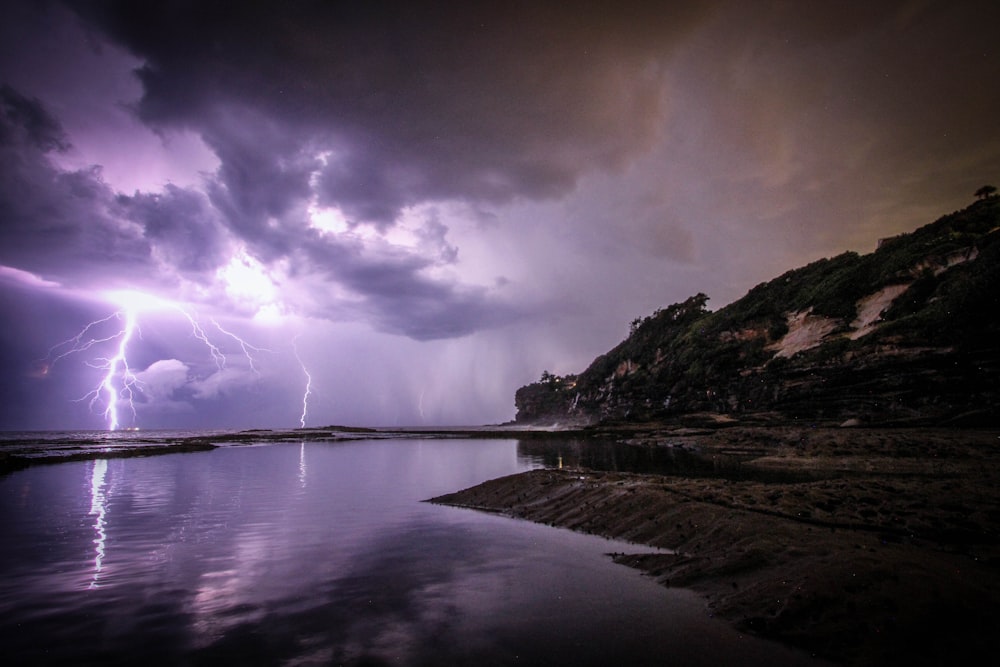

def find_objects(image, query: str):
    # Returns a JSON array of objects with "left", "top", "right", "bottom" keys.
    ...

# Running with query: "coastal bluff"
[{"left": 514, "top": 197, "right": 1000, "bottom": 427}]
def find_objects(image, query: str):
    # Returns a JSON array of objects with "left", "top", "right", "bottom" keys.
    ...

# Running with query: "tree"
[{"left": 975, "top": 184, "right": 997, "bottom": 200}]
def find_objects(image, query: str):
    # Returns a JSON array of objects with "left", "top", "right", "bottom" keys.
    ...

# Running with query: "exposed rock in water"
[{"left": 429, "top": 426, "right": 1000, "bottom": 666}]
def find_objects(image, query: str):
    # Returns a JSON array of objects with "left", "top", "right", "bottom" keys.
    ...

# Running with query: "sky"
[{"left": 1, "top": 0, "right": 998, "bottom": 430}]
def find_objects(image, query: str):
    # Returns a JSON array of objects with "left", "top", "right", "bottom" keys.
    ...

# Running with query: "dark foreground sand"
[{"left": 430, "top": 427, "right": 1000, "bottom": 666}]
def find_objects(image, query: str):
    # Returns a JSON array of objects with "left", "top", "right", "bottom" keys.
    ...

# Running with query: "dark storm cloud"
[
  {"left": 58, "top": 0, "right": 702, "bottom": 338},
  {"left": 0, "top": 77, "right": 519, "bottom": 339},
  {"left": 0, "top": 81, "right": 519, "bottom": 339},
  {"left": 295, "top": 228, "right": 519, "bottom": 340},
  {"left": 0, "top": 84, "right": 70, "bottom": 152},
  {"left": 198, "top": 108, "right": 319, "bottom": 256},
  {"left": 119, "top": 185, "right": 229, "bottom": 274},
  {"left": 693, "top": 2, "right": 1000, "bottom": 206},
  {"left": 65, "top": 0, "right": 711, "bottom": 226},
  {"left": 0, "top": 85, "right": 151, "bottom": 284},
  {"left": 354, "top": 273, "right": 513, "bottom": 342}
]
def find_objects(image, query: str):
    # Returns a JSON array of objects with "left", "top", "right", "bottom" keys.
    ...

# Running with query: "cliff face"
[{"left": 515, "top": 198, "right": 1000, "bottom": 426}]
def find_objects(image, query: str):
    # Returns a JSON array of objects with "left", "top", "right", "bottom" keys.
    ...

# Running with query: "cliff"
[{"left": 515, "top": 197, "right": 1000, "bottom": 426}]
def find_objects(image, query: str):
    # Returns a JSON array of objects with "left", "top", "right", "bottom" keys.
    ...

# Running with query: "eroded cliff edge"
[{"left": 515, "top": 198, "right": 1000, "bottom": 427}]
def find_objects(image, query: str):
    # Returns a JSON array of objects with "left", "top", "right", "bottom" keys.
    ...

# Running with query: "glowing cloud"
[{"left": 217, "top": 250, "right": 282, "bottom": 318}]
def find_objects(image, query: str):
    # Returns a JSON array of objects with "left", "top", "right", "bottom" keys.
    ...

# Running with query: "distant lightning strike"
[
  {"left": 292, "top": 336, "right": 312, "bottom": 428},
  {"left": 45, "top": 291, "right": 269, "bottom": 431}
]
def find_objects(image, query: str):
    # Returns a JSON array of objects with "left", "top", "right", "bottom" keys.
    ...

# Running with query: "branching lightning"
[
  {"left": 47, "top": 313, "right": 124, "bottom": 364},
  {"left": 212, "top": 319, "right": 269, "bottom": 376},
  {"left": 45, "top": 291, "right": 270, "bottom": 431},
  {"left": 292, "top": 336, "right": 312, "bottom": 428},
  {"left": 177, "top": 309, "right": 227, "bottom": 370},
  {"left": 49, "top": 308, "right": 142, "bottom": 431},
  {"left": 90, "top": 308, "right": 139, "bottom": 431}
]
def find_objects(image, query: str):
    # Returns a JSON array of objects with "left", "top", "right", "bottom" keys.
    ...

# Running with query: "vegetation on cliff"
[{"left": 515, "top": 195, "right": 1000, "bottom": 426}]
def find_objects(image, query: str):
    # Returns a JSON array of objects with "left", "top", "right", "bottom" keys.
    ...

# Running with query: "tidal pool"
[{"left": 0, "top": 438, "right": 824, "bottom": 665}]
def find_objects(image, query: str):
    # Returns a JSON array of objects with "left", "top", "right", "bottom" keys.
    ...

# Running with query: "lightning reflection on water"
[{"left": 88, "top": 459, "right": 108, "bottom": 589}]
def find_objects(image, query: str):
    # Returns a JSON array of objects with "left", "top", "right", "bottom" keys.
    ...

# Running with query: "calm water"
[{"left": 0, "top": 438, "right": 824, "bottom": 666}]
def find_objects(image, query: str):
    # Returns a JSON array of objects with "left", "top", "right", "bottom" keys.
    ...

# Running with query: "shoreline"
[
  {"left": 430, "top": 426, "right": 1000, "bottom": 666},
  {"left": 4, "top": 423, "right": 1000, "bottom": 663},
  {"left": 0, "top": 423, "right": 612, "bottom": 474}
]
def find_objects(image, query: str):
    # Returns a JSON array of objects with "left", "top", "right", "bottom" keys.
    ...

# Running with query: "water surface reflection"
[
  {"left": 0, "top": 438, "right": 824, "bottom": 666},
  {"left": 88, "top": 459, "right": 108, "bottom": 589},
  {"left": 519, "top": 437, "right": 821, "bottom": 482}
]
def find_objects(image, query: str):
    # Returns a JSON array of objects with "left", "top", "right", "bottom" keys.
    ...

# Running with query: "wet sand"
[{"left": 430, "top": 427, "right": 1000, "bottom": 666}]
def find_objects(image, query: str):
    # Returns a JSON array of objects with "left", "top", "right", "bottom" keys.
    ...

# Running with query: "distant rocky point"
[{"left": 516, "top": 195, "right": 1000, "bottom": 427}]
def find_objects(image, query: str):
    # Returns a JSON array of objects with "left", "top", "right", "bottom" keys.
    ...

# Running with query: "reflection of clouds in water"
[
  {"left": 88, "top": 459, "right": 108, "bottom": 589},
  {"left": 283, "top": 522, "right": 505, "bottom": 666},
  {"left": 201, "top": 516, "right": 666, "bottom": 667},
  {"left": 1, "top": 441, "right": 822, "bottom": 666},
  {"left": 189, "top": 559, "right": 269, "bottom": 643},
  {"left": 96, "top": 444, "right": 550, "bottom": 665},
  {"left": 188, "top": 449, "right": 317, "bottom": 647},
  {"left": 178, "top": 446, "right": 541, "bottom": 664},
  {"left": 182, "top": 520, "right": 497, "bottom": 665},
  {"left": 187, "top": 520, "right": 283, "bottom": 644}
]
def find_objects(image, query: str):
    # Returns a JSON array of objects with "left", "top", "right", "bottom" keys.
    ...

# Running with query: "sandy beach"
[{"left": 430, "top": 426, "right": 1000, "bottom": 666}]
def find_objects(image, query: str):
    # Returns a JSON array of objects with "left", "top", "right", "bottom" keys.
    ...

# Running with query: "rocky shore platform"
[{"left": 430, "top": 426, "right": 1000, "bottom": 666}]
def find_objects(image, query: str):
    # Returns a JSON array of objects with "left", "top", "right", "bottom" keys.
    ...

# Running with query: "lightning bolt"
[
  {"left": 48, "top": 307, "right": 142, "bottom": 431},
  {"left": 45, "top": 291, "right": 270, "bottom": 431},
  {"left": 46, "top": 312, "right": 124, "bottom": 364},
  {"left": 292, "top": 336, "right": 312, "bottom": 428},
  {"left": 171, "top": 306, "right": 269, "bottom": 378},
  {"left": 176, "top": 308, "right": 226, "bottom": 370},
  {"left": 212, "top": 319, "right": 269, "bottom": 376},
  {"left": 91, "top": 307, "right": 139, "bottom": 431}
]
